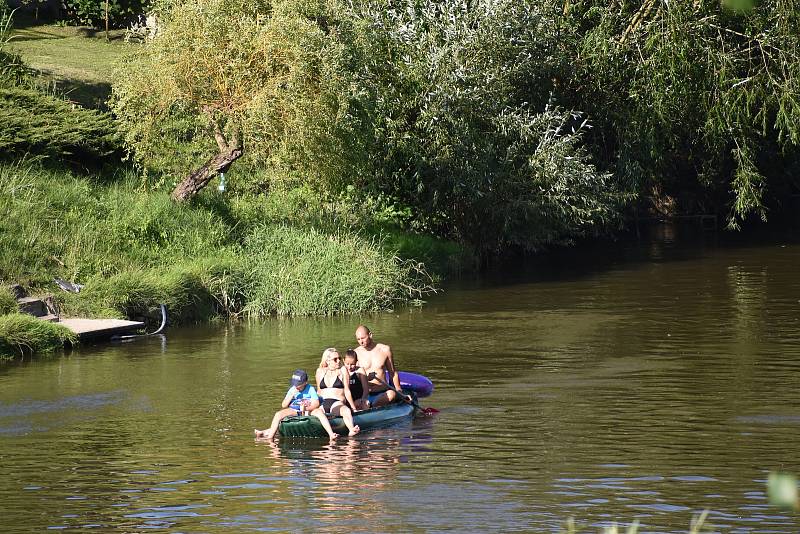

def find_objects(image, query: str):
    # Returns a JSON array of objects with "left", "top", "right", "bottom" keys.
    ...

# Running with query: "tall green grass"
[
  {"left": 0, "top": 313, "right": 77, "bottom": 359},
  {"left": 0, "top": 285, "right": 16, "bottom": 314},
  {"left": 224, "top": 179, "right": 473, "bottom": 275},
  {"left": 0, "top": 162, "right": 439, "bottom": 330},
  {"left": 0, "top": 162, "right": 234, "bottom": 286},
  {"left": 59, "top": 259, "right": 246, "bottom": 323},
  {"left": 241, "top": 224, "right": 431, "bottom": 316}
]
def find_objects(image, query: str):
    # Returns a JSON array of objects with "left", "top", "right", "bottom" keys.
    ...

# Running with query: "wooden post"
[{"left": 105, "top": 0, "right": 109, "bottom": 41}]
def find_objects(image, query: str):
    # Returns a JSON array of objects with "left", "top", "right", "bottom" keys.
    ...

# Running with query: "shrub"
[
  {"left": 345, "top": 0, "right": 627, "bottom": 254},
  {"left": 0, "top": 85, "right": 120, "bottom": 165}
]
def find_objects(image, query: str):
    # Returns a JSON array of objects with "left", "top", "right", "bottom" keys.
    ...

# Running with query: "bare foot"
[
  {"left": 328, "top": 433, "right": 338, "bottom": 442},
  {"left": 348, "top": 425, "right": 361, "bottom": 436},
  {"left": 265, "top": 428, "right": 277, "bottom": 441},
  {"left": 254, "top": 429, "right": 267, "bottom": 438}
]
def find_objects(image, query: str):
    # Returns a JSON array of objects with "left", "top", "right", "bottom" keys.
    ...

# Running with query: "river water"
[{"left": 2, "top": 225, "right": 800, "bottom": 533}]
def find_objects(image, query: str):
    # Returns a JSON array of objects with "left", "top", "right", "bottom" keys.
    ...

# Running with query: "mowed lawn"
[{"left": 7, "top": 24, "right": 131, "bottom": 107}]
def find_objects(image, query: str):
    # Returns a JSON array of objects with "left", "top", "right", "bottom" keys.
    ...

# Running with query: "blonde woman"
[{"left": 316, "top": 348, "right": 360, "bottom": 436}]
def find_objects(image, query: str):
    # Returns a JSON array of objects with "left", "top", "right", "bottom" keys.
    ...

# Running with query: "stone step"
[
  {"left": 9, "top": 284, "right": 27, "bottom": 299},
  {"left": 59, "top": 318, "right": 145, "bottom": 340},
  {"left": 17, "top": 297, "right": 47, "bottom": 317},
  {"left": 38, "top": 314, "right": 60, "bottom": 323}
]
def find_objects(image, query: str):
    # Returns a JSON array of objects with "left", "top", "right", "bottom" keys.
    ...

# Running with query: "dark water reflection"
[{"left": 2, "top": 225, "right": 800, "bottom": 532}]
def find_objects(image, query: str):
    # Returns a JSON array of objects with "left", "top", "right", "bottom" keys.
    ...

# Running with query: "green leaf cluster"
[{"left": 60, "top": 0, "right": 150, "bottom": 28}]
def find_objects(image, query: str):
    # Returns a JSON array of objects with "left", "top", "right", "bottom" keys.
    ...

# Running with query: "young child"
[
  {"left": 255, "top": 369, "right": 337, "bottom": 441},
  {"left": 344, "top": 349, "right": 370, "bottom": 411}
]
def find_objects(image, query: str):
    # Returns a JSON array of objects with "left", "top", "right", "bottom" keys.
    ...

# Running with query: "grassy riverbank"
[
  {"left": 0, "top": 15, "right": 469, "bottom": 359},
  {"left": 0, "top": 160, "right": 459, "bottom": 358},
  {"left": 1, "top": 161, "right": 444, "bottom": 307}
]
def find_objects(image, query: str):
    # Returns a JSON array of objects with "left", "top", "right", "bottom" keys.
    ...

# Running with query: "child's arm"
[
  {"left": 342, "top": 368, "right": 357, "bottom": 411},
  {"left": 280, "top": 387, "right": 296, "bottom": 409},
  {"left": 304, "top": 386, "right": 320, "bottom": 410}
]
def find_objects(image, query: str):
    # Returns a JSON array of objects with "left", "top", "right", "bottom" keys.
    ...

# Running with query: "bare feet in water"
[
  {"left": 254, "top": 428, "right": 278, "bottom": 440},
  {"left": 348, "top": 425, "right": 361, "bottom": 437}
]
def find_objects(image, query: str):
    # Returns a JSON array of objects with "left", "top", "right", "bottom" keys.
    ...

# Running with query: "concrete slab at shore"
[{"left": 59, "top": 318, "right": 145, "bottom": 340}]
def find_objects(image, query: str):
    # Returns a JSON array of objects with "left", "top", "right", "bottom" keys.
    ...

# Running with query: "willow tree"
[
  {"left": 562, "top": 0, "right": 800, "bottom": 227},
  {"left": 342, "top": 0, "right": 626, "bottom": 253},
  {"left": 112, "top": 0, "right": 347, "bottom": 201}
]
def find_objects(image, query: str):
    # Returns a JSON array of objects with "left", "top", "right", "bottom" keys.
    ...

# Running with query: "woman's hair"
[
  {"left": 319, "top": 347, "right": 339, "bottom": 368},
  {"left": 345, "top": 349, "right": 358, "bottom": 361}
]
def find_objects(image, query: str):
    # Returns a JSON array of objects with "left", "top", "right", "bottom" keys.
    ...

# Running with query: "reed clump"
[
  {"left": 0, "top": 313, "right": 77, "bottom": 359},
  {"left": 0, "top": 286, "right": 16, "bottom": 315},
  {"left": 241, "top": 224, "right": 432, "bottom": 316}
]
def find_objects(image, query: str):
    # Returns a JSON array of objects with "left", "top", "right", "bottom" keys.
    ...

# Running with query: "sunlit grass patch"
[
  {"left": 6, "top": 24, "right": 129, "bottom": 107},
  {"left": 241, "top": 224, "right": 431, "bottom": 316},
  {"left": 0, "top": 162, "right": 234, "bottom": 287},
  {"left": 0, "top": 313, "right": 77, "bottom": 359},
  {"left": 59, "top": 259, "right": 245, "bottom": 324}
]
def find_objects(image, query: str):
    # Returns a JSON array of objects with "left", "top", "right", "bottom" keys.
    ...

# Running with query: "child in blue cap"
[{"left": 255, "top": 369, "right": 337, "bottom": 441}]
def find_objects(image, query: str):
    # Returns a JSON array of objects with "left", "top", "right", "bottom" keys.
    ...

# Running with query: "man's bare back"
[{"left": 354, "top": 325, "right": 402, "bottom": 407}]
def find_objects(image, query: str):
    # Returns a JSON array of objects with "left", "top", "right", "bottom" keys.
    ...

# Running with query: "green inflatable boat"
[{"left": 278, "top": 396, "right": 416, "bottom": 438}]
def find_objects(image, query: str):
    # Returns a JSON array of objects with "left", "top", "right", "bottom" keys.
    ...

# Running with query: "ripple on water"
[{"left": 4, "top": 237, "right": 800, "bottom": 533}]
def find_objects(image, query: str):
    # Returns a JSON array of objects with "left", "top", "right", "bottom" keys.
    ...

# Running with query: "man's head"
[
  {"left": 355, "top": 325, "right": 372, "bottom": 348},
  {"left": 289, "top": 369, "right": 308, "bottom": 389}
]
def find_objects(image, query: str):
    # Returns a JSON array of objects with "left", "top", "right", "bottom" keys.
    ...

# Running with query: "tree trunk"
[{"left": 170, "top": 119, "right": 243, "bottom": 203}]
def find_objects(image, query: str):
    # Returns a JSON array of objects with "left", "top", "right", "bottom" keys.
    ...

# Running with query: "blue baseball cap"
[{"left": 289, "top": 369, "right": 308, "bottom": 386}]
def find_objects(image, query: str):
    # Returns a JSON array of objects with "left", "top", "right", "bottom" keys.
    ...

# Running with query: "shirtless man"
[{"left": 354, "top": 325, "right": 407, "bottom": 407}]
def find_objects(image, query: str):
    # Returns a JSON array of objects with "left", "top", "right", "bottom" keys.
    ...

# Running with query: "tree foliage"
[
  {"left": 112, "top": 0, "right": 355, "bottom": 198},
  {"left": 561, "top": 0, "right": 800, "bottom": 227},
  {"left": 111, "top": 0, "right": 800, "bottom": 253},
  {"left": 342, "top": 0, "right": 625, "bottom": 252}
]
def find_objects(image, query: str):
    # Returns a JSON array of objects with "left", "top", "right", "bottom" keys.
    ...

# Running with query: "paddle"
[{"left": 370, "top": 373, "right": 439, "bottom": 415}]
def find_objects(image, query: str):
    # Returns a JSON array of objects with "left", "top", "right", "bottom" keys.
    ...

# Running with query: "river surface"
[{"left": 2, "top": 225, "right": 800, "bottom": 533}]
